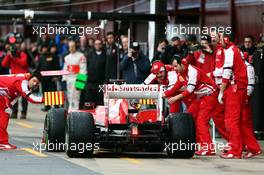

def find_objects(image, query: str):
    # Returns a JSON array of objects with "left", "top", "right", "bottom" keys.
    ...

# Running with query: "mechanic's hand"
[
  {"left": 168, "top": 96, "right": 177, "bottom": 104},
  {"left": 218, "top": 91, "right": 224, "bottom": 104},
  {"left": 162, "top": 93, "right": 166, "bottom": 98},
  {"left": 194, "top": 89, "right": 207, "bottom": 96},
  {"left": 203, "top": 44, "right": 213, "bottom": 54}
]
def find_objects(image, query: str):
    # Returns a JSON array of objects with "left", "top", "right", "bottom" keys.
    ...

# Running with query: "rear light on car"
[{"left": 131, "top": 125, "right": 138, "bottom": 136}]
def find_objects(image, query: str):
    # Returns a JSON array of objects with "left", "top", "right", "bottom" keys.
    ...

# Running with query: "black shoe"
[
  {"left": 10, "top": 113, "right": 18, "bottom": 119},
  {"left": 20, "top": 113, "right": 27, "bottom": 120}
]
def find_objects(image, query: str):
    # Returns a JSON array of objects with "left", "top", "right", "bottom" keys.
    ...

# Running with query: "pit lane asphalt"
[{"left": 1, "top": 103, "right": 264, "bottom": 175}]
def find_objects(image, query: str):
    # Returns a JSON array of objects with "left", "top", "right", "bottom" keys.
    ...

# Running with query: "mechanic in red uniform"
[
  {"left": 206, "top": 31, "right": 229, "bottom": 142},
  {"left": 144, "top": 59, "right": 184, "bottom": 113},
  {"left": 240, "top": 53, "right": 262, "bottom": 158},
  {"left": 168, "top": 57, "right": 219, "bottom": 156},
  {"left": 0, "top": 71, "right": 44, "bottom": 150},
  {"left": 218, "top": 33, "right": 248, "bottom": 159},
  {"left": 171, "top": 56, "right": 196, "bottom": 108},
  {"left": 186, "top": 35, "right": 215, "bottom": 74},
  {"left": 185, "top": 35, "right": 228, "bottom": 143}
]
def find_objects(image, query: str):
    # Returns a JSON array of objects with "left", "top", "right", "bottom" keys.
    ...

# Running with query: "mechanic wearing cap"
[
  {"left": 0, "top": 71, "right": 44, "bottom": 150},
  {"left": 218, "top": 33, "right": 248, "bottom": 159},
  {"left": 120, "top": 42, "right": 150, "bottom": 84},
  {"left": 62, "top": 40, "right": 87, "bottom": 111},
  {"left": 143, "top": 59, "right": 184, "bottom": 113},
  {"left": 168, "top": 57, "right": 219, "bottom": 156},
  {"left": 186, "top": 35, "right": 215, "bottom": 74},
  {"left": 2, "top": 33, "right": 30, "bottom": 119}
]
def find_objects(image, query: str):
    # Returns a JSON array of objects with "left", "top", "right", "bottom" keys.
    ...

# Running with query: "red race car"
[{"left": 43, "top": 84, "right": 196, "bottom": 158}]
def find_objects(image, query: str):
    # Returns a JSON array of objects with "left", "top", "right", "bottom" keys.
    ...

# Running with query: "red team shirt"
[{"left": 0, "top": 75, "right": 43, "bottom": 108}]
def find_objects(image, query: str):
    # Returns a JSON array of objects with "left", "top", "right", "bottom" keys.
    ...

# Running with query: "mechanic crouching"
[
  {"left": 168, "top": 57, "right": 219, "bottom": 156},
  {"left": 144, "top": 59, "right": 187, "bottom": 113},
  {"left": 0, "top": 71, "right": 44, "bottom": 150}
]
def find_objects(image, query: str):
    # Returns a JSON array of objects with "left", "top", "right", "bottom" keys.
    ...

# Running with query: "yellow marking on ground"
[
  {"left": 20, "top": 148, "right": 48, "bottom": 158},
  {"left": 16, "top": 122, "right": 33, "bottom": 129},
  {"left": 121, "top": 157, "right": 141, "bottom": 164}
]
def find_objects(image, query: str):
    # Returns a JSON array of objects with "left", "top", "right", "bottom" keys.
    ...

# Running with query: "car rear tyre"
[
  {"left": 166, "top": 112, "right": 196, "bottom": 158},
  {"left": 44, "top": 108, "right": 66, "bottom": 152},
  {"left": 65, "top": 112, "right": 95, "bottom": 158}
]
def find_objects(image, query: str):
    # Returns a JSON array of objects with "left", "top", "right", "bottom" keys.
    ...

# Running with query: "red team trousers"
[
  {"left": 187, "top": 92, "right": 219, "bottom": 151},
  {"left": 241, "top": 97, "right": 261, "bottom": 153},
  {"left": 211, "top": 103, "right": 229, "bottom": 141},
  {"left": 0, "top": 96, "right": 10, "bottom": 144},
  {"left": 223, "top": 86, "right": 246, "bottom": 156}
]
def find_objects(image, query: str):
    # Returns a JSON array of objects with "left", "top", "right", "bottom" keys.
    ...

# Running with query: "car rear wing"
[
  {"left": 104, "top": 84, "right": 164, "bottom": 122},
  {"left": 0, "top": 70, "right": 71, "bottom": 77}
]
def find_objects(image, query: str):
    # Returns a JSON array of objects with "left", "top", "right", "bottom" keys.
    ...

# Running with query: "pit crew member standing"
[
  {"left": 206, "top": 31, "right": 229, "bottom": 141},
  {"left": 0, "top": 71, "right": 43, "bottom": 150},
  {"left": 168, "top": 57, "right": 219, "bottom": 156},
  {"left": 62, "top": 40, "right": 87, "bottom": 111},
  {"left": 218, "top": 34, "right": 248, "bottom": 159},
  {"left": 186, "top": 35, "right": 215, "bottom": 74},
  {"left": 240, "top": 55, "right": 262, "bottom": 158}
]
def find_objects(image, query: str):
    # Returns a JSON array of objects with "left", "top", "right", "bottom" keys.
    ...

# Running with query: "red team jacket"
[
  {"left": 180, "top": 64, "right": 218, "bottom": 98},
  {"left": 209, "top": 44, "right": 225, "bottom": 86},
  {"left": 143, "top": 64, "right": 187, "bottom": 97},
  {"left": 186, "top": 51, "right": 215, "bottom": 74},
  {"left": 0, "top": 75, "right": 43, "bottom": 108},
  {"left": 222, "top": 42, "right": 248, "bottom": 89},
  {"left": 144, "top": 69, "right": 182, "bottom": 97}
]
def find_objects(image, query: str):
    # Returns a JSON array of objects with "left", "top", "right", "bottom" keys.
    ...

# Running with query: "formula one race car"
[{"left": 43, "top": 84, "right": 196, "bottom": 158}]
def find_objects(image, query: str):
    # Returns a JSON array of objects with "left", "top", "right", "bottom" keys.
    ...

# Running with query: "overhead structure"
[{"left": 0, "top": 10, "right": 167, "bottom": 22}]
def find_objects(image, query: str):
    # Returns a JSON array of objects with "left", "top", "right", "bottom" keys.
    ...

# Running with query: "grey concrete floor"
[{"left": 0, "top": 102, "right": 263, "bottom": 175}]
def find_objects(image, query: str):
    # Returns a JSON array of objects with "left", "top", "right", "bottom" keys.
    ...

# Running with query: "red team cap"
[{"left": 151, "top": 61, "right": 165, "bottom": 74}]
